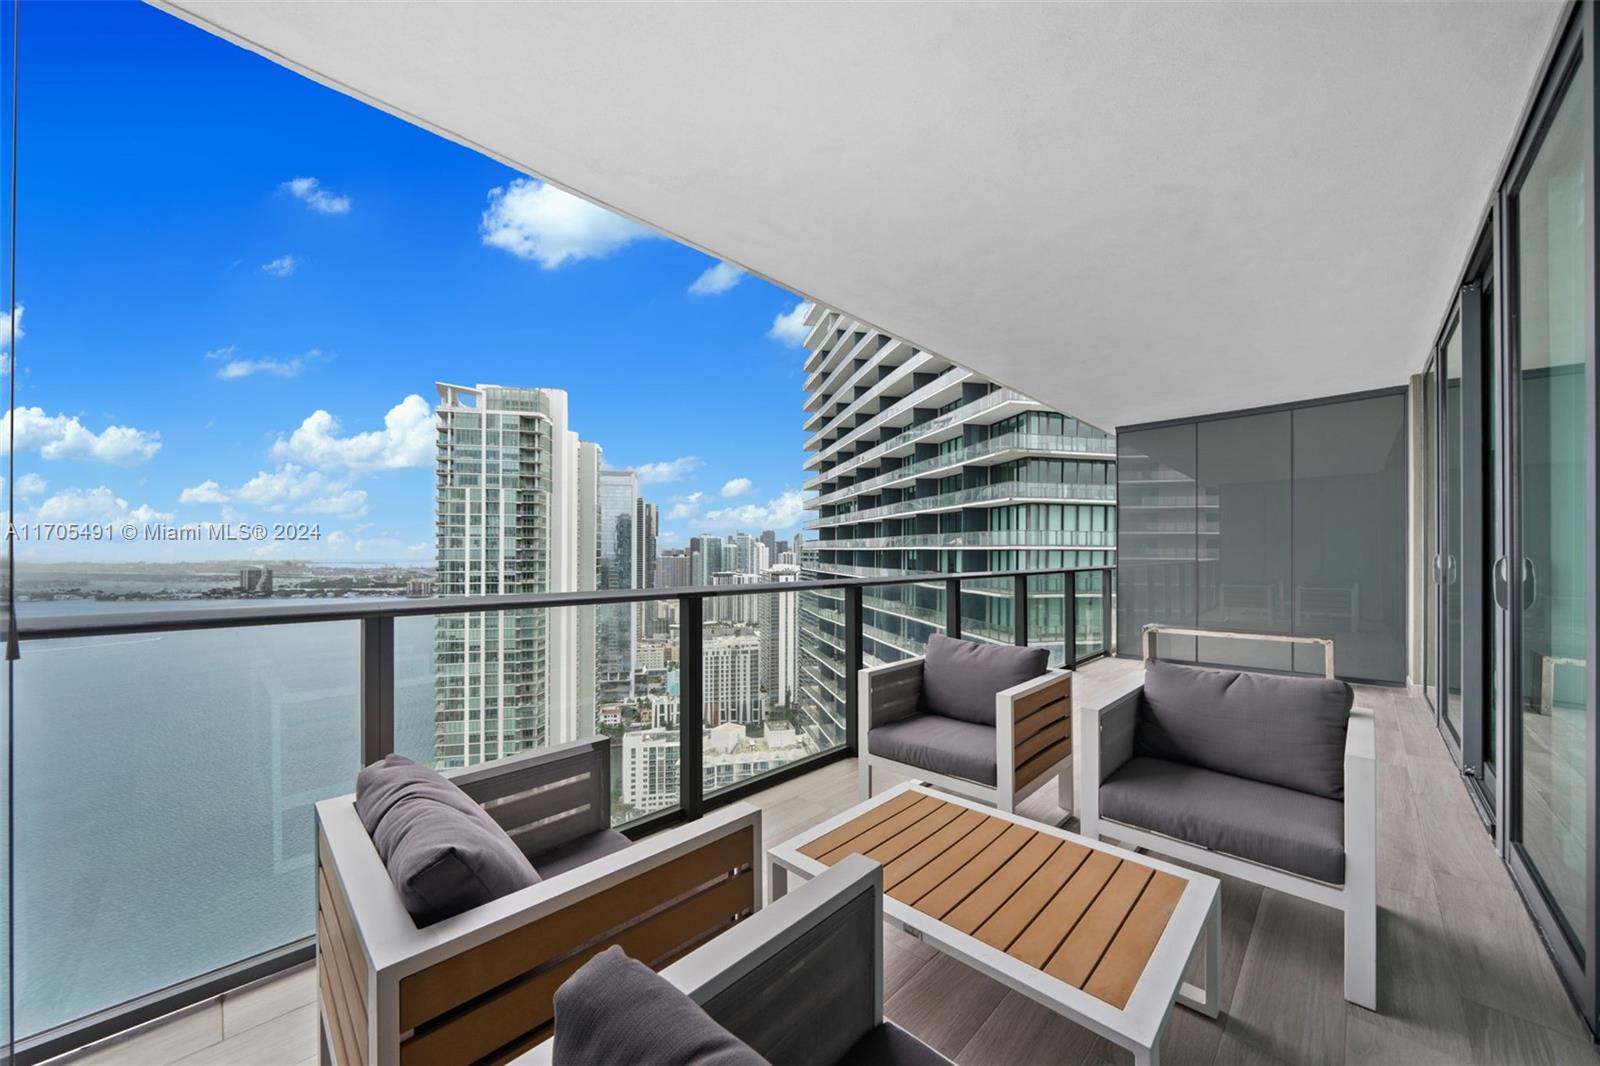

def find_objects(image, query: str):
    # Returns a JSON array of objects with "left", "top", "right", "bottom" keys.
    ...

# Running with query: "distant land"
[{"left": 14, "top": 560, "right": 438, "bottom": 603}]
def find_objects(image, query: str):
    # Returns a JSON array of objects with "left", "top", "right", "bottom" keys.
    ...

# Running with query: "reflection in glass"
[
  {"left": 1196, "top": 413, "right": 1292, "bottom": 671},
  {"left": 1292, "top": 396, "right": 1408, "bottom": 682},
  {"left": 1424, "top": 361, "right": 1439, "bottom": 703},
  {"left": 1116, "top": 426, "right": 1199, "bottom": 661},
  {"left": 1513, "top": 56, "right": 1589, "bottom": 948}
]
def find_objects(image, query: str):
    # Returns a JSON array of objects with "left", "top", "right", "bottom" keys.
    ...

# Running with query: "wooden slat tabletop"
[{"left": 798, "top": 790, "right": 1186, "bottom": 1010}]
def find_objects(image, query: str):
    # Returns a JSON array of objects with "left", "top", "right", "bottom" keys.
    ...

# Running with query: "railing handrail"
[{"left": 13, "top": 564, "right": 1115, "bottom": 641}]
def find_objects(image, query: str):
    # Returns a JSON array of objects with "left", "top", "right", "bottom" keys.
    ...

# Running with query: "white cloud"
[
  {"left": 185, "top": 463, "right": 368, "bottom": 517},
  {"left": 1, "top": 407, "right": 161, "bottom": 465},
  {"left": 634, "top": 456, "right": 702, "bottom": 485},
  {"left": 702, "top": 489, "right": 807, "bottom": 532},
  {"left": 720, "top": 477, "right": 753, "bottom": 498},
  {"left": 216, "top": 350, "right": 318, "bottom": 380},
  {"left": 34, "top": 486, "right": 173, "bottom": 525},
  {"left": 270, "top": 394, "right": 433, "bottom": 473},
  {"left": 666, "top": 491, "right": 705, "bottom": 521},
  {"left": 15, "top": 472, "right": 46, "bottom": 497},
  {"left": 689, "top": 261, "right": 745, "bottom": 296},
  {"left": 768, "top": 300, "right": 814, "bottom": 346},
  {"left": 282, "top": 176, "right": 351, "bottom": 215},
  {"left": 261, "top": 254, "right": 297, "bottom": 278},
  {"left": 179, "top": 480, "right": 228, "bottom": 504},
  {"left": 1, "top": 303, "right": 23, "bottom": 353},
  {"left": 480, "top": 177, "right": 655, "bottom": 268}
]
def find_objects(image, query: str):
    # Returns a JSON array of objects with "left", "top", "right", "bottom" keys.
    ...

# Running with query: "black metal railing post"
[
  {"left": 944, "top": 576, "right": 961, "bottom": 638},
  {"left": 359, "top": 616, "right": 395, "bottom": 766},
  {"left": 1101, "top": 574, "right": 1114, "bottom": 656},
  {"left": 678, "top": 593, "right": 704, "bottom": 819},
  {"left": 1063, "top": 571, "right": 1078, "bottom": 666},
  {"left": 1012, "top": 572, "right": 1029, "bottom": 646},
  {"left": 844, "top": 584, "right": 863, "bottom": 753}
]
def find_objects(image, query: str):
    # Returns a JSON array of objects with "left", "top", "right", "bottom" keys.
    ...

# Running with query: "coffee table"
[{"left": 768, "top": 782, "right": 1220, "bottom": 1066}]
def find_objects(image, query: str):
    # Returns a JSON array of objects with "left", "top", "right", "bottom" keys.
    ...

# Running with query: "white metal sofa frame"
[
  {"left": 1074, "top": 625, "right": 1377, "bottom": 1010},
  {"left": 858, "top": 655, "right": 1074, "bottom": 814},
  {"left": 315, "top": 737, "right": 763, "bottom": 1066},
  {"left": 518, "top": 855, "right": 952, "bottom": 1065}
]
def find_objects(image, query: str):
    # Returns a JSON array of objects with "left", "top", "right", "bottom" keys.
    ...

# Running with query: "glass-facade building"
[
  {"left": 597, "top": 468, "right": 639, "bottom": 706},
  {"left": 797, "top": 306, "right": 1117, "bottom": 747}
]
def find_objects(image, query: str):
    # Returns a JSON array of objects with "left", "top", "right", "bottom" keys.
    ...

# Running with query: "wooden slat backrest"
[
  {"left": 399, "top": 871, "right": 755, "bottom": 1065},
  {"left": 397, "top": 825, "right": 755, "bottom": 1032},
  {"left": 1013, "top": 672, "right": 1072, "bottom": 789}
]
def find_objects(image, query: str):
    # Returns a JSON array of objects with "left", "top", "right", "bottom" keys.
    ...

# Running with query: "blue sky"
[{"left": 5, "top": 1, "right": 814, "bottom": 564}]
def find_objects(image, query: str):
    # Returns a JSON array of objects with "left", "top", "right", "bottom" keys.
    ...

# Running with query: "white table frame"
[{"left": 769, "top": 781, "right": 1220, "bottom": 1066}]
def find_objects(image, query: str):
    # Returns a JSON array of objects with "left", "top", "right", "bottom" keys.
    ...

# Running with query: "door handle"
[
  {"left": 1522, "top": 557, "right": 1539, "bottom": 610},
  {"left": 1446, "top": 555, "right": 1459, "bottom": 587},
  {"left": 1493, "top": 556, "right": 1510, "bottom": 609}
]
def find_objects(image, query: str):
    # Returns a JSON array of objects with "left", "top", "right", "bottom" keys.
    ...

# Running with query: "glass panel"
[
  {"left": 1196, "top": 413, "right": 1292, "bottom": 671},
  {"left": 15, "top": 620, "right": 358, "bottom": 1035},
  {"left": 961, "top": 576, "right": 1017, "bottom": 648},
  {"left": 1486, "top": 292, "right": 1500, "bottom": 772},
  {"left": 1291, "top": 396, "right": 1408, "bottom": 682},
  {"left": 1116, "top": 425, "right": 1198, "bottom": 660},
  {"left": 1444, "top": 320, "right": 1465, "bottom": 738},
  {"left": 703, "top": 589, "right": 822, "bottom": 798},
  {"left": 797, "top": 585, "right": 849, "bottom": 749},
  {"left": 1513, "top": 58, "right": 1589, "bottom": 950},
  {"left": 1026, "top": 573, "right": 1067, "bottom": 668}
]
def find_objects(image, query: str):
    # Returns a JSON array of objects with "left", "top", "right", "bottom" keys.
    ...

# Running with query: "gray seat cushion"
[
  {"left": 1138, "top": 659, "right": 1353, "bottom": 799},
  {"left": 554, "top": 946, "right": 767, "bottom": 1065},
  {"left": 355, "top": 754, "right": 539, "bottom": 926},
  {"left": 922, "top": 633, "right": 1049, "bottom": 725},
  {"left": 1100, "top": 756, "right": 1345, "bottom": 883},
  {"left": 530, "top": 828, "right": 633, "bottom": 878},
  {"left": 869, "top": 713, "right": 996, "bottom": 785}
]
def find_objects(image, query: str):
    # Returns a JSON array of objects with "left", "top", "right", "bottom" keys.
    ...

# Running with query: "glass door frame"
[{"left": 1498, "top": 3, "right": 1598, "bottom": 1027}]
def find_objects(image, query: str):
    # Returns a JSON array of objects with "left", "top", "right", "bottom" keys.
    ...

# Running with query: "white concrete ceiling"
[{"left": 158, "top": 1, "right": 1566, "bottom": 430}]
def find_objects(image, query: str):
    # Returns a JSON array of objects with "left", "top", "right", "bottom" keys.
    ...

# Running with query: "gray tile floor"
[{"left": 53, "top": 659, "right": 1599, "bottom": 1065}]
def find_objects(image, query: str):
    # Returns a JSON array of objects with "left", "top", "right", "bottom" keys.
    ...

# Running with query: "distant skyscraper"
[
  {"left": 760, "top": 529, "right": 778, "bottom": 561},
  {"left": 598, "top": 469, "right": 640, "bottom": 705},
  {"left": 703, "top": 628, "right": 762, "bottom": 726},
  {"left": 575, "top": 440, "right": 603, "bottom": 738},
  {"left": 760, "top": 563, "right": 802, "bottom": 711},
  {"left": 658, "top": 548, "right": 692, "bottom": 588},
  {"left": 690, "top": 534, "right": 726, "bottom": 585},
  {"left": 434, "top": 383, "right": 597, "bottom": 766},
  {"left": 635, "top": 500, "right": 659, "bottom": 589}
]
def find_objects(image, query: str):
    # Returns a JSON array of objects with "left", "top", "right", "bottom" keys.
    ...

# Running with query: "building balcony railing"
[
  {"left": 804, "top": 365, "right": 972, "bottom": 469},
  {"left": 803, "top": 385, "right": 1040, "bottom": 488},
  {"left": 9, "top": 563, "right": 1112, "bottom": 1065},
  {"left": 801, "top": 351, "right": 939, "bottom": 453},
  {"left": 807, "top": 431, "right": 1117, "bottom": 507},
  {"left": 808, "top": 478, "right": 1115, "bottom": 528},
  {"left": 818, "top": 529, "right": 1116, "bottom": 550}
]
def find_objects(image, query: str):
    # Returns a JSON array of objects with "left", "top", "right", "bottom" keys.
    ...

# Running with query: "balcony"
[
  {"left": 44, "top": 652, "right": 1587, "bottom": 1066},
  {"left": 809, "top": 479, "right": 1115, "bottom": 529}
]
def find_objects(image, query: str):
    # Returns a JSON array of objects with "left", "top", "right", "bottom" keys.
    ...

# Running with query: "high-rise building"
[
  {"left": 658, "top": 548, "right": 692, "bottom": 588},
  {"left": 689, "top": 534, "right": 725, "bottom": 585},
  {"left": 574, "top": 440, "right": 603, "bottom": 738},
  {"left": 760, "top": 563, "right": 802, "bottom": 711},
  {"left": 634, "top": 499, "right": 660, "bottom": 639},
  {"left": 598, "top": 469, "right": 640, "bottom": 706},
  {"left": 760, "top": 529, "right": 778, "bottom": 562},
  {"left": 703, "top": 627, "right": 762, "bottom": 726},
  {"left": 796, "top": 306, "right": 1117, "bottom": 747},
  {"left": 434, "top": 383, "right": 599, "bottom": 767}
]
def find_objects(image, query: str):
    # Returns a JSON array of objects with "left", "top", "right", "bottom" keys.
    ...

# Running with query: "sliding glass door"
[{"left": 1507, "top": 32, "right": 1591, "bottom": 973}]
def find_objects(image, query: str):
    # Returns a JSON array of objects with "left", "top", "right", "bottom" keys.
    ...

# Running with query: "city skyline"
[{"left": 9, "top": 1, "right": 814, "bottom": 566}]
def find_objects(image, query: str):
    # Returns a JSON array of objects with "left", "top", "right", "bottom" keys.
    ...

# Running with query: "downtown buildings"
[{"left": 795, "top": 306, "right": 1117, "bottom": 748}]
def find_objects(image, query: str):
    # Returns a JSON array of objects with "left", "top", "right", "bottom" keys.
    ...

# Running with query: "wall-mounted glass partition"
[{"left": 1117, "top": 393, "right": 1407, "bottom": 682}]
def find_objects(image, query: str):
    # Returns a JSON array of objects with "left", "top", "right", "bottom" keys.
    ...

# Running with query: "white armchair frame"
[
  {"left": 858, "top": 655, "right": 1074, "bottom": 814},
  {"left": 315, "top": 741, "right": 763, "bottom": 1066},
  {"left": 1075, "top": 629, "right": 1376, "bottom": 1010}
]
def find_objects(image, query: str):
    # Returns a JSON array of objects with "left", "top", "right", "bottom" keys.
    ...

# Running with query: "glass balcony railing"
[
  {"left": 819, "top": 529, "right": 1116, "bottom": 550},
  {"left": 804, "top": 366, "right": 972, "bottom": 471},
  {"left": 809, "top": 479, "right": 1115, "bottom": 528},
  {"left": 809, "top": 431, "right": 1117, "bottom": 507}
]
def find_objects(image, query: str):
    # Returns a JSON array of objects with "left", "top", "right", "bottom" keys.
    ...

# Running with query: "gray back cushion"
[
  {"left": 1136, "top": 659, "right": 1354, "bottom": 799},
  {"left": 555, "top": 946, "right": 768, "bottom": 1066},
  {"left": 355, "top": 754, "right": 539, "bottom": 926},
  {"left": 921, "top": 633, "right": 1049, "bottom": 725}
]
